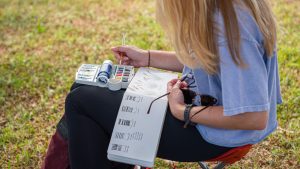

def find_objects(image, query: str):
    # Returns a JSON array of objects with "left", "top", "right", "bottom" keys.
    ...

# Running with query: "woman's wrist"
[
  {"left": 173, "top": 103, "right": 185, "bottom": 121},
  {"left": 140, "top": 49, "right": 149, "bottom": 67},
  {"left": 144, "top": 50, "right": 183, "bottom": 72}
]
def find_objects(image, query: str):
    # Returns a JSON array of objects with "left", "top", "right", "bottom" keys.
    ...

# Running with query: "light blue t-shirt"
[{"left": 182, "top": 6, "right": 282, "bottom": 147}]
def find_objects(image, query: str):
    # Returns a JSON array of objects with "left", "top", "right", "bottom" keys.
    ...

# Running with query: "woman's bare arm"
[
  {"left": 111, "top": 46, "right": 183, "bottom": 72},
  {"left": 174, "top": 104, "right": 268, "bottom": 130},
  {"left": 148, "top": 50, "right": 183, "bottom": 72}
]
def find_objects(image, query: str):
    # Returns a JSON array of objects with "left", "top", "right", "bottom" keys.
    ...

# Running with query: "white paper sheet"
[{"left": 107, "top": 67, "right": 178, "bottom": 167}]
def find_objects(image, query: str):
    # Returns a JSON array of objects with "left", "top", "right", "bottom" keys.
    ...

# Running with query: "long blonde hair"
[{"left": 156, "top": 0, "right": 276, "bottom": 74}]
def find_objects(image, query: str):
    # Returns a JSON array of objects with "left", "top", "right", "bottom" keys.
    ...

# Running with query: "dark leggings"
[{"left": 65, "top": 83, "right": 232, "bottom": 169}]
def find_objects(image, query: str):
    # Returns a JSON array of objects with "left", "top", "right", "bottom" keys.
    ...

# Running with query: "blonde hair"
[{"left": 156, "top": 0, "right": 277, "bottom": 74}]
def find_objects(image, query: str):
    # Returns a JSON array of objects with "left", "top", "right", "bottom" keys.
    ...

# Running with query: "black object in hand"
[
  {"left": 181, "top": 88, "right": 217, "bottom": 106},
  {"left": 181, "top": 88, "right": 197, "bottom": 104}
]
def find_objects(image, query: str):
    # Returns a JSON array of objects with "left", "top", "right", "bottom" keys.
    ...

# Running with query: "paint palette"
[
  {"left": 114, "top": 65, "right": 132, "bottom": 83},
  {"left": 75, "top": 63, "right": 135, "bottom": 91},
  {"left": 110, "top": 65, "right": 135, "bottom": 89}
]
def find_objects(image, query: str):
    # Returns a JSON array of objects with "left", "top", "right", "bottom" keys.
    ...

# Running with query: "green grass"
[{"left": 0, "top": 0, "right": 299, "bottom": 168}]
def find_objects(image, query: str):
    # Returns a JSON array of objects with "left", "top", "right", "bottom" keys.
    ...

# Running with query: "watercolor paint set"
[{"left": 75, "top": 60, "right": 135, "bottom": 91}]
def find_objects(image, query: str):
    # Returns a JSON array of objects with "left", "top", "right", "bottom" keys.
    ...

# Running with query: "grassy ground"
[{"left": 0, "top": 0, "right": 299, "bottom": 168}]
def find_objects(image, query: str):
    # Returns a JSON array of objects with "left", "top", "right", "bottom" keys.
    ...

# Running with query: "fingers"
[
  {"left": 167, "top": 79, "right": 185, "bottom": 92},
  {"left": 112, "top": 50, "right": 121, "bottom": 60},
  {"left": 169, "top": 79, "right": 179, "bottom": 85},
  {"left": 121, "top": 60, "right": 131, "bottom": 65},
  {"left": 118, "top": 56, "right": 130, "bottom": 63},
  {"left": 111, "top": 46, "right": 129, "bottom": 53},
  {"left": 180, "top": 81, "right": 188, "bottom": 88},
  {"left": 111, "top": 46, "right": 131, "bottom": 64},
  {"left": 112, "top": 46, "right": 135, "bottom": 65},
  {"left": 167, "top": 79, "right": 178, "bottom": 90},
  {"left": 173, "top": 80, "right": 181, "bottom": 89},
  {"left": 122, "top": 57, "right": 129, "bottom": 61},
  {"left": 111, "top": 48, "right": 127, "bottom": 59}
]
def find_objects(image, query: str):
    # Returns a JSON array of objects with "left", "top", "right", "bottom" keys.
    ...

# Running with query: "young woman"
[{"left": 65, "top": 0, "right": 282, "bottom": 168}]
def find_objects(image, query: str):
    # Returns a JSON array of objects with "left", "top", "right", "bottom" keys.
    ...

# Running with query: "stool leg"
[
  {"left": 213, "top": 162, "right": 226, "bottom": 169},
  {"left": 198, "top": 162, "right": 210, "bottom": 169}
]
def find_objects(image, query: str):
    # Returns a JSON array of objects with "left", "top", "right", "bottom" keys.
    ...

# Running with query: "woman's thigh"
[
  {"left": 68, "top": 84, "right": 231, "bottom": 162},
  {"left": 67, "top": 84, "right": 125, "bottom": 135},
  {"left": 157, "top": 108, "right": 232, "bottom": 162}
]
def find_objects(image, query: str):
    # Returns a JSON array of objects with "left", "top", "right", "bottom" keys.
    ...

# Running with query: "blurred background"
[{"left": 0, "top": 0, "right": 299, "bottom": 168}]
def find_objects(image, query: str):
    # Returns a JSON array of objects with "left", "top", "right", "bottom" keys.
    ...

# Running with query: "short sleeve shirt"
[{"left": 182, "top": 5, "right": 282, "bottom": 147}]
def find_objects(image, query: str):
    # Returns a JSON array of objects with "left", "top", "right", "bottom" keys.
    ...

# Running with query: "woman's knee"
[
  {"left": 65, "top": 86, "right": 108, "bottom": 112},
  {"left": 65, "top": 86, "right": 89, "bottom": 117},
  {"left": 66, "top": 86, "right": 83, "bottom": 105},
  {"left": 65, "top": 85, "right": 125, "bottom": 118},
  {"left": 69, "top": 82, "right": 85, "bottom": 91}
]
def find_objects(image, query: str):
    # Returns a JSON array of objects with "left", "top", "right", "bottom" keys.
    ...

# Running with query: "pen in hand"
[{"left": 119, "top": 33, "right": 126, "bottom": 65}]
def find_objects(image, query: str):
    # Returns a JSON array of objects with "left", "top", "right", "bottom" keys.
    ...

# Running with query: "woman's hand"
[
  {"left": 111, "top": 46, "right": 148, "bottom": 67},
  {"left": 167, "top": 79, "right": 188, "bottom": 121}
]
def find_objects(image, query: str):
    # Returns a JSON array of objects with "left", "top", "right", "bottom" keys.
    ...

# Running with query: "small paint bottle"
[{"left": 97, "top": 60, "right": 113, "bottom": 84}]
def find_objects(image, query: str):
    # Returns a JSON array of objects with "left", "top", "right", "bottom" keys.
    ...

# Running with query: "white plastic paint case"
[{"left": 75, "top": 63, "right": 135, "bottom": 91}]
